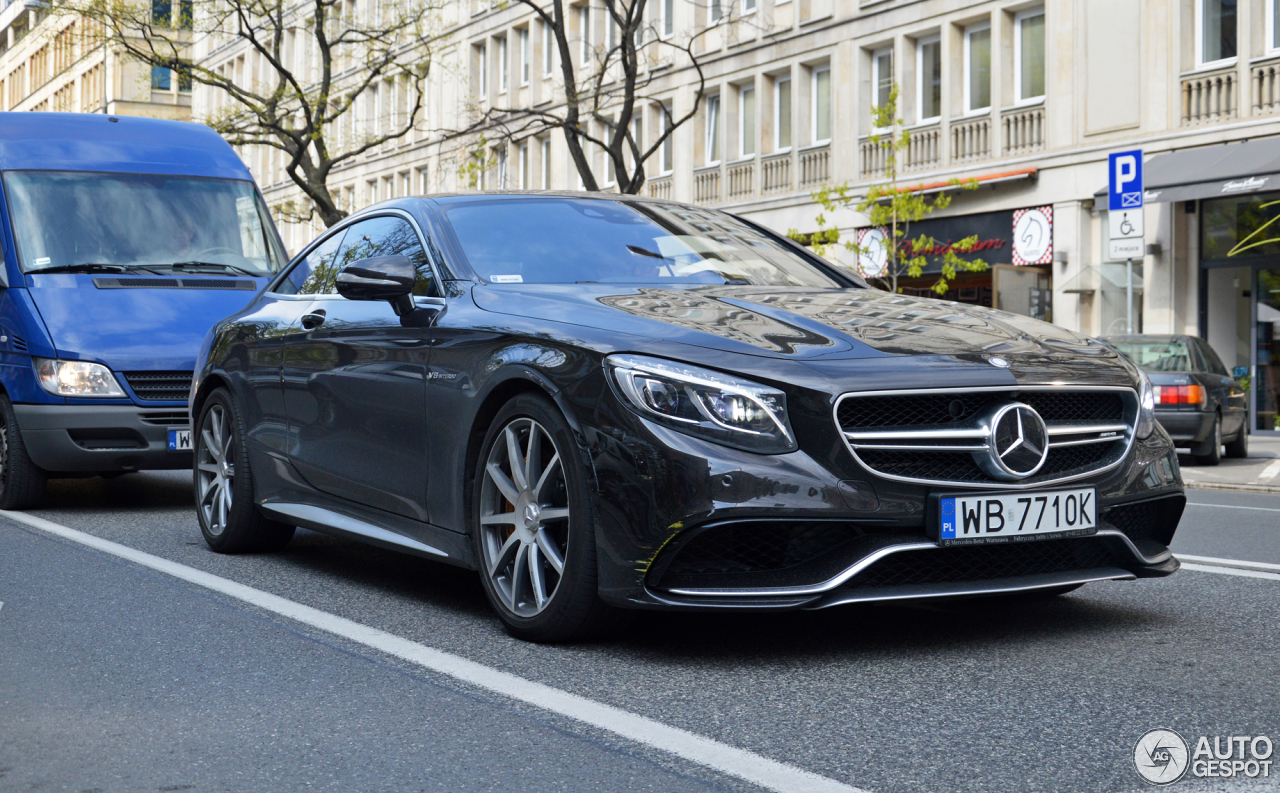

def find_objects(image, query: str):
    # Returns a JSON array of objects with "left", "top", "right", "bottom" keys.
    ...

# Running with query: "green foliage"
[{"left": 791, "top": 83, "right": 990, "bottom": 295}]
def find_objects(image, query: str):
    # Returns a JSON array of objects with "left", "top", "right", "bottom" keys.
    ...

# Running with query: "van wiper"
[
  {"left": 171, "top": 261, "right": 258, "bottom": 277},
  {"left": 31, "top": 263, "right": 130, "bottom": 274}
]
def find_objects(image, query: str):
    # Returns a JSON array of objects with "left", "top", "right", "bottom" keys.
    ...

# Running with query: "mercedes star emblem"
[{"left": 976, "top": 403, "right": 1050, "bottom": 481}]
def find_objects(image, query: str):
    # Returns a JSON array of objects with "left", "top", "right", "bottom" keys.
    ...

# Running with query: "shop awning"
[{"left": 1093, "top": 137, "right": 1280, "bottom": 203}]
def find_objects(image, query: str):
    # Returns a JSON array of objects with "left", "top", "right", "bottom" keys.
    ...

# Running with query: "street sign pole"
[{"left": 1108, "top": 149, "right": 1145, "bottom": 334}]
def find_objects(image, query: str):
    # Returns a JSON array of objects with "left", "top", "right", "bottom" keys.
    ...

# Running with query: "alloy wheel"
[
  {"left": 479, "top": 418, "right": 570, "bottom": 617},
  {"left": 196, "top": 404, "right": 235, "bottom": 536}
]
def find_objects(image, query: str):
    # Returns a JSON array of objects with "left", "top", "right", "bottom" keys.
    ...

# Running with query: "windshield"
[
  {"left": 4, "top": 170, "right": 286, "bottom": 274},
  {"left": 442, "top": 197, "right": 850, "bottom": 287},
  {"left": 1110, "top": 339, "right": 1195, "bottom": 373}
]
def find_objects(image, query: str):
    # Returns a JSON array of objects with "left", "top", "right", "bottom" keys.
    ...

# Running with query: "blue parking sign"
[{"left": 1108, "top": 150, "right": 1144, "bottom": 212}]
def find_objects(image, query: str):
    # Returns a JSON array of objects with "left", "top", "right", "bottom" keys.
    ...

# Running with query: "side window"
[
  {"left": 1198, "top": 339, "right": 1229, "bottom": 376},
  {"left": 334, "top": 215, "right": 438, "bottom": 297},
  {"left": 275, "top": 230, "right": 347, "bottom": 295}
]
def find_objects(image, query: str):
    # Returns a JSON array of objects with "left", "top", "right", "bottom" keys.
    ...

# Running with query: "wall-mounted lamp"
[
  {"left": 1146, "top": 242, "right": 1162, "bottom": 257},
  {"left": 1053, "top": 249, "right": 1069, "bottom": 270}
]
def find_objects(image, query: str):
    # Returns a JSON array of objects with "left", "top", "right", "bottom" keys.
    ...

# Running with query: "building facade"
[{"left": 180, "top": 0, "right": 1280, "bottom": 435}]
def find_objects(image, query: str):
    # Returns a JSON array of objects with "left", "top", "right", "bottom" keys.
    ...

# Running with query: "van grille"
[{"left": 123, "top": 371, "right": 193, "bottom": 402}]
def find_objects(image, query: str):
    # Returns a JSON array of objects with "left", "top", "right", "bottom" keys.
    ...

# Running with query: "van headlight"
[
  {"left": 35, "top": 358, "right": 126, "bottom": 397},
  {"left": 1136, "top": 369, "right": 1157, "bottom": 439},
  {"left": 605, "top": 354, "right": 797, "bottom": 454}
]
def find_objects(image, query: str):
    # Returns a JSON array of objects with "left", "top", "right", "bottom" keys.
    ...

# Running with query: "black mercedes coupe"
[{"left": 190, "top": 193, "right": 1186, "bottom": 641}]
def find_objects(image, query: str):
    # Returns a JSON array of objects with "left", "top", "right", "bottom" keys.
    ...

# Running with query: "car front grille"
[
  {"left": 123, "top": 371, "right": 193, "bottom": 402},
  {"left": 834, "top": 386, "right": 1136, "bottom": 488},
  {"left": 846, "top": 537, "right": 1125, "bottom": 589}
]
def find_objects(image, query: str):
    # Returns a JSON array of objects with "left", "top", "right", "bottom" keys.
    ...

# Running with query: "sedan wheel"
[
  {"left": 197, "top": 403, "right": 235, "bottom": 536},
  {"left": 479, "top": 417, "right": 570, "bottom": 618}
]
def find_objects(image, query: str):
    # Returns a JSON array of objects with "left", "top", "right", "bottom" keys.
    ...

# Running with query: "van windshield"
[{"left": 3, "top": 170, "right": 286, "bottom": 275}]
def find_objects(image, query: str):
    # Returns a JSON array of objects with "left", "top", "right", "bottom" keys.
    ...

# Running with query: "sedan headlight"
[
  {"left": 605, "top": 354, "right": 797, "bottom": 454},
  {"left": 1136, "top": 368, "right": 1157, "bottom": 439},
  {"left": 35, "top": 358, "right": 126, "bottom": 398}
]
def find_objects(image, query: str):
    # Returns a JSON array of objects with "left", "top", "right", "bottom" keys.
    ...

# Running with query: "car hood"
[
  {"left": 27, "top": 274, "right": 266, "bottom": 370},
  {"left": 471, "top": 283, "right": 1117, "bottom": 363}
]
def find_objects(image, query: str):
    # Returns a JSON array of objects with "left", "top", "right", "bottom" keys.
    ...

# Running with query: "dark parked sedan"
[
  {"left": 1104, "top": 334, "right": 1248, "bottom": 465},
  {"left": 191, "top": 193, "right": 1185, "bottom": 641}
]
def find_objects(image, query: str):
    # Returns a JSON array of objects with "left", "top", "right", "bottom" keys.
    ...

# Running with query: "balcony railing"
[
  {"left": 693, "top": 165, "right": 721, "bottom": 204},
  {"left": 859, "top": 134, "right": 891, "bottom": 178},
  {"left": 799, "top": 143, "right": 830, "bottom": 188},
  {"left": 761, "top": 151, "right": 792, "bottom": 194},
  {"left": 1001, "top": 104, "right": 1044, "bottom": 156},
  {"left": 646, "top": 176, "right": 672, "bottom": 200},
  {"left": 951, "top": 114, "right": 991, "bottom": 163},
  {"left": 904, "top": 123, "right": 942, "bottom": 172},
  {"left": 1181, "top": 66, "right": 1238, "bottom": 125},
  {"left": 726, "top": 159, "right": 755, "bottom": 200},
  {"left": 1253, "top": 58, "right": 1280, "bottom": 115}
]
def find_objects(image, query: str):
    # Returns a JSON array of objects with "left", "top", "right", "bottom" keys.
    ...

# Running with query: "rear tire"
[
  {"left": 1193, "top": 415, "right": 1222, "bottom": 466},
  {"left": 1224, "top": 424, "right": 1249, "bottom": 459},
  {"left": 0, "top": 394, "right": 47, "bottom": 510},
  {"left": 194, "top": 388, "right": 294, "bottom": 553},
  {"left": 470, "top": 393, "right": 626, "bottom": 643}
]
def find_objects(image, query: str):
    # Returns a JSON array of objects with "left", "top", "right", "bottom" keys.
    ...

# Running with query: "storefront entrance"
[{"left": 1258, "top": 268, "right": 1280, "bottom": 432}]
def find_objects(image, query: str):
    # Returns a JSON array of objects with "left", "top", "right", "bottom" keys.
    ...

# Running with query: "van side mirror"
[
  {"left": 336, "top": 256, "right": 415, "bottom": 316},
  {"left": 1233, "top": 366, "right": 1249, "bottom": 378}
]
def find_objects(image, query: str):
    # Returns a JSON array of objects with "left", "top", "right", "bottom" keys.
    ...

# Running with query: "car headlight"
[
  {"left": 1136, "top": 368, "right": 1157, "bottom": 439},
  {"left": 605, "top": 354, "right": 797, "bottom": 454},
  {"left": 35, "top": 358, "right": 126, "bottom": 398}
]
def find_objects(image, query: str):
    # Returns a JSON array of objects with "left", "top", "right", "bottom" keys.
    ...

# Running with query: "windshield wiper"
[
  {"left": 170, "top": 261, "right": 258, "bottom": 277},
  {"left": 30, "top": 263, "right": 135, "bottom": 275}
]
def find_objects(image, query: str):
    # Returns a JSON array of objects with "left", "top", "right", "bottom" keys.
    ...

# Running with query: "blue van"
[{"left": 0, "top": 113, "right": 287, "bottom": 508}]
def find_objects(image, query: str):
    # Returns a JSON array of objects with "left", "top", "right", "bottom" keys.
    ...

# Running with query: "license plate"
[
  {"left": 168, "top": 429, "right": 191, "bottom": 451},
  {"left": 934, "top": 488, "right": 1097, "bottom": 546}
]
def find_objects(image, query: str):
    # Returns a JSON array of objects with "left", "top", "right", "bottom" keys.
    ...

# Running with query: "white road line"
[
  {"left": 1185, "top": 502, "right": 1280, "bottom": 513},
  {"left": 0, "top": 510, "right": 865, "bottom": 793},
  {"left": 1176, "top": 554, "right": 1280, "bottom": 572},
  {"left": 1258, "top": 459, "right": 1280, "bottom": 483},
  {"left": 1180, "top": 563, "right": 1280, "bottom": 582}
]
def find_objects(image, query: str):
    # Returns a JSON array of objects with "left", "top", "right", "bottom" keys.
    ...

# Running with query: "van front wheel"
[{"left": 0, "top": 394, "right": 48, "bottom": 510}]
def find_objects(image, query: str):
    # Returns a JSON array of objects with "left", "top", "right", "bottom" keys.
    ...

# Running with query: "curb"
[{"left": 1184, "top": 481, "right": 1280, "bottom": 495}]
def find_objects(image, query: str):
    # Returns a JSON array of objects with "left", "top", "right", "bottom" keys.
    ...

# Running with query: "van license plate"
[
  {"left": 168, "top": 429, "right": 191, "bottom": 451},
  {"left": 935, "top": 488, "right": 1097, "bottom": 546}
]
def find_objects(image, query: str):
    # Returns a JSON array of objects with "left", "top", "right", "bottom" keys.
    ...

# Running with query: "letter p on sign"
[{"left": 1109, "top": 149, "right": 1144, "bottom": 211}]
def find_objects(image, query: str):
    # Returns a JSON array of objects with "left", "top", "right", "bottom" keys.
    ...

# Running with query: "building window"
[
  {"left": 152, "top": 0, "right": 192, "bottom": 29},
  {"left": 520, "top": 28, "right": 530, "bottom": 85},
  {"left": 519, "top": 141, "right": 530, "bottom": 188},
  {"left": 964, "top": 22, "right": 992, "bottom": 113},
  {"left": 705, "top": 94, "right": 720, "bottom": 165},
  {"left": 662, "top": 0, "right": 674, "bottom": 37},
  {"left": 401, "top": 171, "right": 411, "bottom": 197},
  {"left": 711, "top": 0, "right": 722, "bottom": 23},
  {"left": 498, "top": 36, "right": 508, "bottom": 93},
  {"left": 177, "top": 61, "right": 192, "bottom": 93},
  {"left": 743, "top": 0, "right": 755, "bottom": 13},
  {"left": 579, "top": 5, "right": 590, "bottom": 64},
  {"left": 1199, "top": 0, "right": 1237, "bottom": 64},
  {"left": 1015, "top": 9, "right": 1045, "bottom": 102},
  {"left": 739, "top": 85, "right": 755, "bottom": 157},
  {"left": 811, "top": 66, "right": 831, "bottom": 143},
  {"left": 543, "top": 20, "right": 554, "bottom": 76},
  {"left": 497, "top": 146, "right": 508, "bottom": 188},
  {"left": 151, "top": 65, "right": 171, "bottom": 91},
  {"left": 417, "top": 166, "right": 429, "bottom": 194},
  {"left": 917, "top": 36, "right": 941, "bottom": 122},
  {"left": 475, "top": 42, "right": 487, "bottom": 98},
  {"left": 632, "top": 114, "right": 643, "bottom": 171},
  {"left": 367, "top": 179, "right": 378, "bottom": 205},
  {"left": 660, "top": 106, "right": 674, "bottom": 173},
  {"left": 871, "top": 47, "right": 893, "bottom": 114},
  {"left": 541, "top": 137, "right": 551, "bottom": 188},
  {"left": 1270, "top": 0, "right": 1280, "bottom": 51},
  {"left": 775, "top": 76, "right": 791, "bottom": 150}
]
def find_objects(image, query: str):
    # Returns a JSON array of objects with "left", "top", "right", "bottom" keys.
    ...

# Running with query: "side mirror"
[
  {"left": 336, "top": 256, "right": 416, "bottom": 315},
  {"left": 1233, "top": 366, "right": 1249, "bottom": 378}
]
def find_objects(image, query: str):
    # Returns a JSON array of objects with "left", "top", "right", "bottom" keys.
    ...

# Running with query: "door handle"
[{"left": 301, "top": 309, "right": 327, "bottom": 330}]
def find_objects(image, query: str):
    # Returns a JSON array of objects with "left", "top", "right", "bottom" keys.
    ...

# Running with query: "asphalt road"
[{"left": 2, "top": 471, "right": 1279, "bottom": 793}]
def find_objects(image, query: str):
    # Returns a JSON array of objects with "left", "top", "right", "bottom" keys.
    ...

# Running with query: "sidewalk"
[{"left": 1177, "top": 434, "right": 1280, "bottom": 494}]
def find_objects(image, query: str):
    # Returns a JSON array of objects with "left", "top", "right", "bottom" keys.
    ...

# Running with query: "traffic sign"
[
  {"left": 1108, "top": 208, "right": 1144, "bottom": 240},
  {"left": 1108, "top": 238, "right": 1144, "bottom": 260},
  {"left": 1109, "top": 150, "right": 1144, "bottom": 211}
]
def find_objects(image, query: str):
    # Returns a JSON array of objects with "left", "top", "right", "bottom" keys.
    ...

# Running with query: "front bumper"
[
  {"left": 1155, "top": 409, "right": 1215, "bottom": 445},
  {"left": 14, "top": 404, "right": 191, "bottom": 473}
]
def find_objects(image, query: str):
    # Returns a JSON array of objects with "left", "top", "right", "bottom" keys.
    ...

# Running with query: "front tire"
[
  {"left": 0, "top": 394, "right": 47, "bottom": 510},
  {"left": 194, "top": 388, "right": 294, "bottom": 553},
  {"left": 471, "top": 393, "right": 621, "bottom": 642}
]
